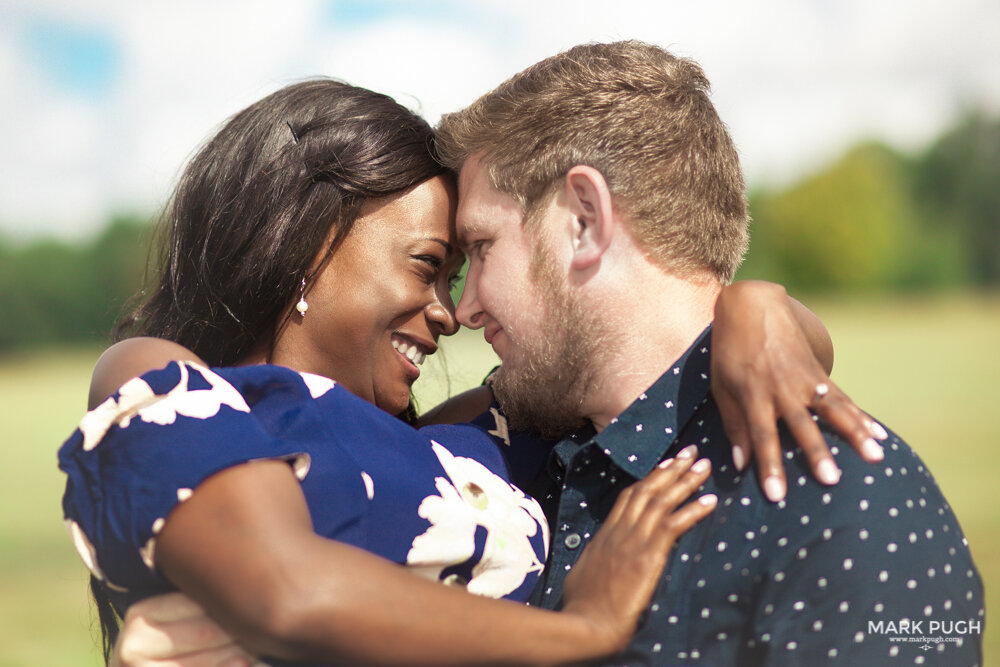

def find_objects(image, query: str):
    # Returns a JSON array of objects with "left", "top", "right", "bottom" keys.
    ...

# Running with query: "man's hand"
[
  {"left": 112, "top": 592, "right": 259, "bottom": 667},
  {"left": 712, "top": 281, "right": 888, "bottom": 502}
]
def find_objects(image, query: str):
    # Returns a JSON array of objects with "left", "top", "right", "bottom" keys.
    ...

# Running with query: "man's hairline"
[
  {"left": 456, "top": 153, "right": 732, "bottom": 284},
  {"left": 456, "top": 152, "right": 582, "bottom": 233}
]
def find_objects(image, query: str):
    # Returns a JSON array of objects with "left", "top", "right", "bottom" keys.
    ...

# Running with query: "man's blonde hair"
[{"left": 436, "top": 40, "right": 749, "bottom": 283}]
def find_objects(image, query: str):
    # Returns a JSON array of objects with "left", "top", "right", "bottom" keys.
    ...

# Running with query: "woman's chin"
[{"left": 374, "top": 388, "right": 414, "bottom": 419}]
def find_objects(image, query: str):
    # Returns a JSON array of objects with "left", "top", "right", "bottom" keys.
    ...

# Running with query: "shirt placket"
[{"left": 536, "top": 440, "right": 611, "bottom": 609}]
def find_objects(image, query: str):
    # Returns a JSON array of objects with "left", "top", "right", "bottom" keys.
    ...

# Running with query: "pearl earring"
[{"left": 295, "top": 279, "right": 309, "bottom": 316}]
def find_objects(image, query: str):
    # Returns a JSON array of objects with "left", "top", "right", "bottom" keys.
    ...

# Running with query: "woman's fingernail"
[
  {"left": 677, "top": 444, "right": 698, "bottom": 459},
  {"left": 731, "top": 445, "right": 746, "bottom": 471},
  {"left": 691, "top": 458, "right": 711, "bottom": 474},
  {"left": 657, "top": 458, "right": 674, "bottom": 469},
  {"left": 764, "top": 475, "right": 786, "bottom": 502},
  {"left": 862, "top": 438, "right": 885, "bottom": 461},
  {"left": 869, "top": 420, "right": 889, "bottom": 441},
  {"left": 816, "top": 458, "right": 842, "bottom": 485},
  {"left": 698, "top": 493, "right": 718, "bottom": 506},
  {"left": 220, "top": 657, "right": 253, "bottom": 667}
]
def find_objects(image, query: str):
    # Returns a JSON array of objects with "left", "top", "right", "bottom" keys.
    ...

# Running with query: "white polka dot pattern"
[{"left": 527, "top": 328, "right": 984, "bottom": 665}]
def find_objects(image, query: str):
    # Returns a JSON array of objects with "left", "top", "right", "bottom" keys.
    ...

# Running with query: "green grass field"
[{"left": 1, "top": 292, "right": 995, "bottom": 666}]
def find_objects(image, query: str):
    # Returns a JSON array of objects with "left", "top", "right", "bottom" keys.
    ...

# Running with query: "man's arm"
[
  {"left": 112, "top": 594, "right": 255, "bottom": 667},
  {"left": 417, "top": 385, "right": 494, "bottom": 427}
]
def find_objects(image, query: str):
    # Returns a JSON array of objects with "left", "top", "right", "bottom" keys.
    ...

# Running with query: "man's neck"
[{"left": 582, "top": 270, "right": 720, "bottom": 433}]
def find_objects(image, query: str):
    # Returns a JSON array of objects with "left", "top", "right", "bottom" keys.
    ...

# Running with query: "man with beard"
[
  {"left": 430, "top": 41, "right": 983, "bottom": 665},
  {"left": 106, "top": 41, "right": 984, "bottom": 666}
]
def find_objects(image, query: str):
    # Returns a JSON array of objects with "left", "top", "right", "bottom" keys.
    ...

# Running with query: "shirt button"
[{"left": 565, "top": 533, "right": 582, "bottom": 549}]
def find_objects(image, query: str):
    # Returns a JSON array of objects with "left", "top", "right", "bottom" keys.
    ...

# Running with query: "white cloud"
[
  {"left": 1, "top": 0, "right": 998, "bottom": 238},
  {"left": 306, "top": 19, "right": 515, "bottom": 123}
]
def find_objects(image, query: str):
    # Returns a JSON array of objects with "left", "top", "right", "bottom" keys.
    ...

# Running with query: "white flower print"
[
  {"left": 406, "top": 441, "right": 550, "bottom": 598},
  {"left": 299, "top": 372, "right": 335, "bottom": 398},
  {"left": 79, "top": 362, "right": 250, "bottom": 451},
  {"left": 65, "top": 519, "right": 127, "bottom": 592},
  {"left": 66, "top": 519, "right": 104, "bottom": 579},
  {"left": 487, "top": 407, "right": 511, "bottom": 446},
  {"left": 360, "top": 471, "right": 375, "bottom": 500}
]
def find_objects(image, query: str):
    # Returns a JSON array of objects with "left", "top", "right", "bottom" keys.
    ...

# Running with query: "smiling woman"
[
  {"left": 270, "top": 175, "right": 463, "bottom": 414},
  {"left": 111, "top": 79, "right": 452, "bottom": 382},
  {"left": 61, "top": 77, "right": 720, "bottom": 667}
]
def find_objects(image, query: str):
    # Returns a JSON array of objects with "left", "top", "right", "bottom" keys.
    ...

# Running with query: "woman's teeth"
[{"left": 391, "top": 339, "right": 426, "bottom": 365}]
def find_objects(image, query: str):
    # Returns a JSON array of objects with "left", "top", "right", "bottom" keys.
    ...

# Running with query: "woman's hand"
[
  {"left": 562, "top": 446, "right": 716, "bottom": 653},
  {"left": 712, "top": 280, "right": 888, "bottom": 502},
  {"left": 112, "top": 592, "right": 256, "bottom": 667}
]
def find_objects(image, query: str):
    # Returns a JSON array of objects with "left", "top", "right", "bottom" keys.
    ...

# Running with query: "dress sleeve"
[{"left": 58, "top": 361, "right": 311, "bottom": 596}]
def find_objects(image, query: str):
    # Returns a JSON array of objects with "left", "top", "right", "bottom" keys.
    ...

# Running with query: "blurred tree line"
[
  {"left": 0, "top": 216, "right": 152, "bottom": 351},
  {"left": 0, "top": 113, "right": 997, "bottom": 352},
  {"left": 738, "top": 111, "right": 1000, "bottom": 291}
]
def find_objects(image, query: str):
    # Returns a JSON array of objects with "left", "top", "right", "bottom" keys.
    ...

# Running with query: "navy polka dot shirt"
[{"left": 513, "top": 327, "right": 984, "bottom": 666}]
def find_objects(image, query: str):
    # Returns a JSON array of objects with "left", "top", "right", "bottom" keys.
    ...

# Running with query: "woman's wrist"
[{"left": 715, "top": 279, "right": 788, "bottom": 319}]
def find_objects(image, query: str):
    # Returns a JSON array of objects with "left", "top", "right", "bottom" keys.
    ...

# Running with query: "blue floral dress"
[{"left": 58, "top": 361, "right": 550, "bottom": 613}]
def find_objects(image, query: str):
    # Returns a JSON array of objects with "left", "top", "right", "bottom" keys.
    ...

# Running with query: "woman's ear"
[{"left": 564, "top": 166, "right": 617, "bottom": 272}]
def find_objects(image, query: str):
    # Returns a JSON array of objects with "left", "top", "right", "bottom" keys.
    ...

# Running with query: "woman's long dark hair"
[
  {"left": 93, "top": 79, "right": 447, "bottom": 663},
  {"left": 117, "top": 78, "right": 447, "bottom": 364}
]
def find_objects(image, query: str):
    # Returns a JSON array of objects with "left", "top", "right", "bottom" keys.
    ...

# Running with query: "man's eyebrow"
[{"left": 456, "top": 221, "right": 480, "bottom": 250}]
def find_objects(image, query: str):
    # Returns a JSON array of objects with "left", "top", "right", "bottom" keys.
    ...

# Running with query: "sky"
[{"left": 2, "top": 0, "right": 999, "bottom": 241}]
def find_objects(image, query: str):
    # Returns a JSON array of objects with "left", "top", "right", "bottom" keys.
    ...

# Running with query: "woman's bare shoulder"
[{"left": 89, "top": 337, "right": 204, "bottom": 409}]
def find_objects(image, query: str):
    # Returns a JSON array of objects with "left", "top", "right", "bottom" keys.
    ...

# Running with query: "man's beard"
[{"left": 490, "top": 238, "right": 604, "bottom": 441}]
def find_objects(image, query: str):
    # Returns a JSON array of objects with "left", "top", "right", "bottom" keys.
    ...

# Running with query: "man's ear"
[{"left": 564, "top": 165, "right": 616, "bottom": 272}]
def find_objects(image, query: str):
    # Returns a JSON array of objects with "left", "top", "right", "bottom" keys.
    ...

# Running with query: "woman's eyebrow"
[{"left": 428, "top": 237, "right": 456, "bottom": 256}]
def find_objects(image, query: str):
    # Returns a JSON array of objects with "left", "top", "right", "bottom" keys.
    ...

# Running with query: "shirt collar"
[{"left": 582, "top": 324, "right": 714, "bottom": 479}]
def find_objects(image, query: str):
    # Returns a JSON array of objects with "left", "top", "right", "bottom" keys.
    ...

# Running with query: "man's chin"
[
  {"left": 493, "top": 243, "right": 601, "bottom": 441},
  {"left": 492, "top": 369, "right": 588, "bottom": 441}
]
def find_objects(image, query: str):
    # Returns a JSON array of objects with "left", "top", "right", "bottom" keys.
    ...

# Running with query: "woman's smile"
[{"left": 271, "top": 175, "right": 460, "bottom": 415}]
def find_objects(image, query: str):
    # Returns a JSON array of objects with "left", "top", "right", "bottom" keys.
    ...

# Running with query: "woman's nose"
[{"left": 427, "top": 295, "right": 459, "bottom": 338}]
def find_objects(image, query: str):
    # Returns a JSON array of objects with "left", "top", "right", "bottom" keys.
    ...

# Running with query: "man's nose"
[{"left": 455, "top": 277, "right": 484, "bottom": 330}]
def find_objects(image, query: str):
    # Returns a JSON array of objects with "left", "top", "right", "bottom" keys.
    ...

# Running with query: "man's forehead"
[
  {"left": 456, "top": 156, "right": 493, "bottom": 214},
  {"left": 454, "top": 180, "right": 487, "bottom": 246},
  {"left": 456, "top": 156, "right": 523, "bottom": 241}
]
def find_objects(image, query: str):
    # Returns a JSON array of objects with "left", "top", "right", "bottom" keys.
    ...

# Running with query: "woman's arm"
[
  {"left": 148, "top": 452, "right": 714, "bottom": 667},
  {"left": 89, "top": 338, "right": 205, "bottom": 410},
  {"left": 420, "top": 281, "right": 885, "bottom": 505},
  {"left": 712, "top": 280, "right": 887, "bottom": 502},
  {"left": 93, "top": 305, "right": 875, "bottom": 509}
]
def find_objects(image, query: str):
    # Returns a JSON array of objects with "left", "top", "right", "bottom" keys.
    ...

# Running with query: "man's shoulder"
[
  {"left": 763, "top": 422, "right": 962, "bottom": 539},
  {"left": 756, "top": 422, "right": 982, "bottom": 624},
  {"left": 693, "top": 416, "right": 981, "bottom": 602},
  {"left": 669, "top": 421, "right": 984, "bottom": 665}
]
